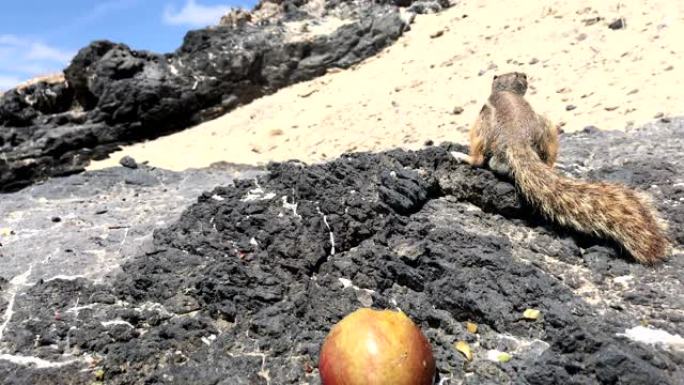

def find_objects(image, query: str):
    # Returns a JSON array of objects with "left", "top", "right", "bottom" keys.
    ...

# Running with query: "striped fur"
[
  {"left": 468, "top": 72, "right": 670, "bottom": 264},
  {"left": 506, "top": 145, "right": 670, "bottom": 264}
]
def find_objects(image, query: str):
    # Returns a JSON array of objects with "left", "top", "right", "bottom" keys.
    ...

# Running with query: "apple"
[{"left": 319, "top": 308, "right": 435, "bottom": 385}]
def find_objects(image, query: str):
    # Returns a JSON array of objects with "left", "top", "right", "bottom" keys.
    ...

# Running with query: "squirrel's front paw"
[{"left": 450, "top": 151, "right": 471, "bottom": 164}]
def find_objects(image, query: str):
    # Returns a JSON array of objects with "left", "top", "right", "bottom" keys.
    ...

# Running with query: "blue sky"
[{"left": 0, "top": 0, "right": 256, "bottom": 90}]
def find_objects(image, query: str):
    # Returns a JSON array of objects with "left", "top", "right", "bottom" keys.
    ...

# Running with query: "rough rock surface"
[
  {"left": 1, "top": 119, "right": 682, "bottom": 384},
  {"left": 0, "top": 0, "right": 443, "bottom": 192}
]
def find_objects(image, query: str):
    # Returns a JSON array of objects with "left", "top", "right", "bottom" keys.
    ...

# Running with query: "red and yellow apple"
[{"left": 319, "top": 308, "right": 435, "bottom": 385}]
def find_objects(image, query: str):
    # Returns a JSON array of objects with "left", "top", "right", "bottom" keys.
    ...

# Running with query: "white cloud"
[
  {"left": 163, "top": 0, "right": 234, "bottom": 27},
  {"left": 0, "top": 35, "right": 24, "bottom": 46},
  {"left": 0, "top": 75, "right": 23, "bottom": 91},
  {"left": 81, "top": 0, "right": 141, "bottom": 25},
  {"left": 0, "top": 34, "right": 74, "bottom": 91},
  {"left": 27, "top": 42, "right": 74, "bottom": 63}
]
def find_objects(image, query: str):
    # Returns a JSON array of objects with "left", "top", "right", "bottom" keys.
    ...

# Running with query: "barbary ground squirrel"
[{"left": 452, "top": 72, "right": 670, "bottom": 264}]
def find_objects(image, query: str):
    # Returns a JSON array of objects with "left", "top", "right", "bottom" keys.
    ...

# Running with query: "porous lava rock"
[
  {"left": 0, "top": 119, "right": 682, "bottom": 384},
  {"left": 0, "top": 0, "right": 446, "bottom": 192}
]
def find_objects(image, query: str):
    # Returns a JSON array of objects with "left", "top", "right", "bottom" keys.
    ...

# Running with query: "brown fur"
[{"left": 463, "top": 72, "right": 670, "bottom": 264}]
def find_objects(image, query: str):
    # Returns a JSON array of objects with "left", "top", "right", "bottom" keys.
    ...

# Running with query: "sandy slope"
[{"left": 89, "top": 0, "right": 684, "bottom": 171}]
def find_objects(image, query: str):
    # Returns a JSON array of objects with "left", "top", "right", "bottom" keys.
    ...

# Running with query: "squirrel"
[{"left": 451, "top": 72, "right": 670, "bottom": 264}]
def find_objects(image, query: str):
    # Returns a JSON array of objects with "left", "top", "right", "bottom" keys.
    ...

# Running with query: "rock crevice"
[{"left": 1, "top": 122, "right": 682, "bottom": 384}]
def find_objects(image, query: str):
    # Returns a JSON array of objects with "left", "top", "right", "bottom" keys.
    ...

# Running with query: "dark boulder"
[
  {"left": 1, "top": 0, "right": 446, "bottom": 192},
  {"left": 0, "top": 121, "right": 682, "bottom": 385}
]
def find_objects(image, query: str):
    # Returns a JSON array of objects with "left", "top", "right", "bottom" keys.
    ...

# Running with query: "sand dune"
[{"left": 89, "top": 0, "right": 684, "bottom": 171}]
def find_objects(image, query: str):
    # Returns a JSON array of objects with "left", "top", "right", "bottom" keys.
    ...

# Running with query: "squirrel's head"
[{"left": 492, "top": 72, "right": 528, "bottom": 95}]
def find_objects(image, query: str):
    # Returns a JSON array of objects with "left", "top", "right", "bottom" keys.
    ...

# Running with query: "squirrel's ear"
[{"left": 493, "top": 75, "right": 498, "bottom": 80}]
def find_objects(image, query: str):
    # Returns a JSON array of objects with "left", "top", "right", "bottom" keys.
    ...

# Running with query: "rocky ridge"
[
  {"left": 0, "top": 119, "right": 682, "bottom": 384},
  {"left": 0, "top": 0, "right": 452, "bottom": 192},
  {"left": 1, "top": 1, "right": 682, "bottom": 383}
]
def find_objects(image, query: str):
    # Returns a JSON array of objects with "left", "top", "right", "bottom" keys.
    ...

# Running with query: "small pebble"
[
  {"left": 583, "top": 125, "right": 600, "bottom": 134},
  {"left": 452, "top": 106, "right": 464, "bottom": 115},
  {"left": 608, "top": 18, "right": 626, "bottom": 30},
  {"left": 566, "top": 104, "right": 577, "bottom": 111},
  {"left": 582, "top": 17, "right": 603, "bottom": 26},
  {"left": 51, "top": 216, "right": 61, "bottom": 223},
  {"left": 430, "top": 30, "right": 445, "bottom": 39},
  {"left": 424, "top": 139, "right": 434, "bottom": 146},
  {"left": 119, "top": 156, "right": 138, "bottom": 169}
]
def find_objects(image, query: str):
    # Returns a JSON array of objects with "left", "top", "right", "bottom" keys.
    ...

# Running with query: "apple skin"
[{"left": 319, "top": 308, "right": 435, "bottom": 385}]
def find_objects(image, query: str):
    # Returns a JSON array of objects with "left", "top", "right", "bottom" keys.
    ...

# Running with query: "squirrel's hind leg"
[{"left": 536, "top": 115, "right": 559, "bottom": 166}]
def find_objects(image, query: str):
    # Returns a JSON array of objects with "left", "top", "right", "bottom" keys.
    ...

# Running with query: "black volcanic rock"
[
  {"left": 0, "top": 0, "right": 444, "bottom": 192},
  {"left": 118, "top": 155, "right": 138, "bottom": 169},
  {"left": 0, "top": 81, "right": 73, "bottom": 128},
  {"left": 0, "top": 119, "right": 682, "bottom": 385},
  {"left": 407, "top": 0, "right": 451, "bottom": 14}
]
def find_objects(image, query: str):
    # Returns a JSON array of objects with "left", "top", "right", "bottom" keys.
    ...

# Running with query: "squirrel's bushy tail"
[{"left": 505, "top": 145, "right": 670, "bottom": 264}]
